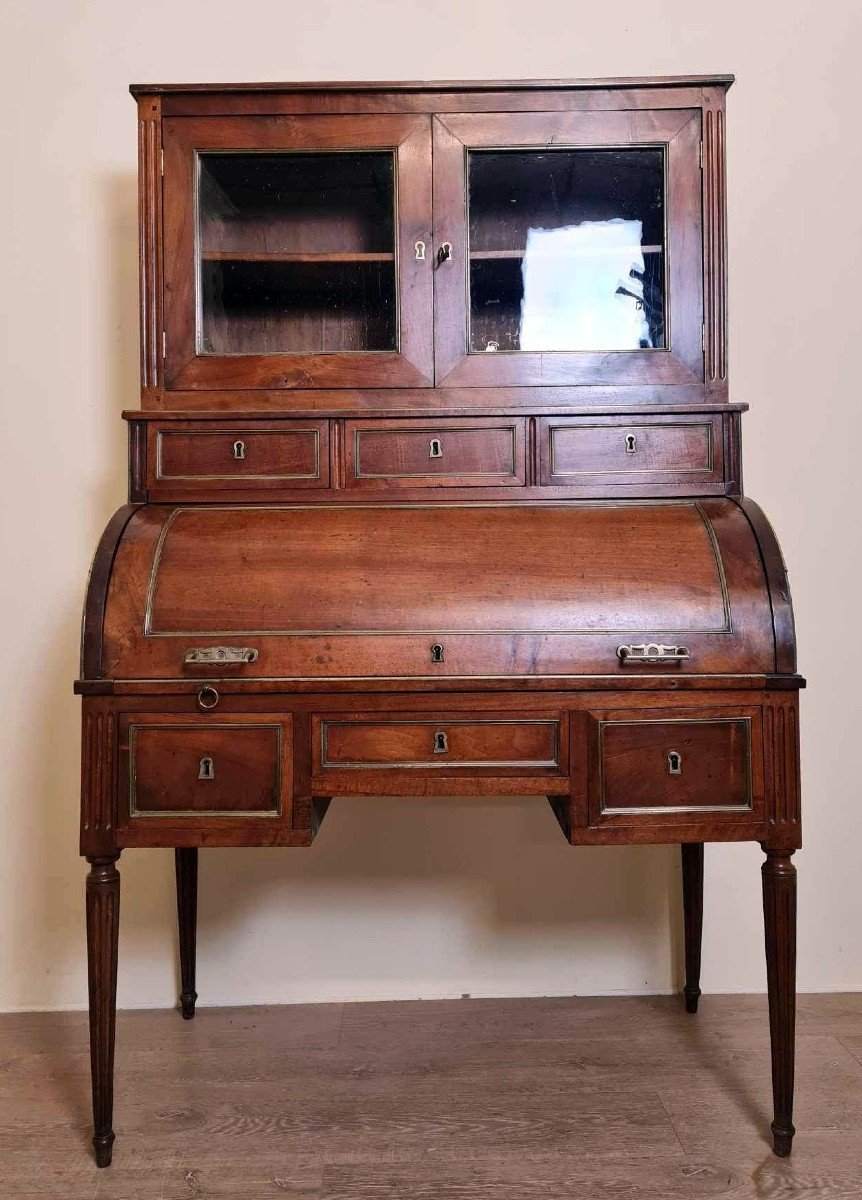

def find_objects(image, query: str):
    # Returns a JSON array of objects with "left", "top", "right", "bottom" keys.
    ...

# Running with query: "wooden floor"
[{"left": 1, "top": 994, "right": 861, "bottom": 1198}]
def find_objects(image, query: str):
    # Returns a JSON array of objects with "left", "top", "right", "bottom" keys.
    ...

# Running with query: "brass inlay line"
[
  {"left": 155, "top": 427, "right": 322, "bottom": 482},
  {"left": 548, "top": 422, "right": 713, "bottom": 477},
  {"left": 321, "top": 718, "right": 560, "bottom": 770},
  {"left": 143, "top": 501, "right": 732, "bottom": 639},
  {"left": 596, "top": 716, "right": 753, "bottom": 818},
  {"left": 128, "top": 721, "right": 283, "bottom": 819}
]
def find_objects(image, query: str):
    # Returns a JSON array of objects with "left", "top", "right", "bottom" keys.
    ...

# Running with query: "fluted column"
[
  {"left": 762, "top": 848, "right": 797, "bottom": 1156},
  {"left": 86, "top": 854, "right": 120, "bottom": 1167}
]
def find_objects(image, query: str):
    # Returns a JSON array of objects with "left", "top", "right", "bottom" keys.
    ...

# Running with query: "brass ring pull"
[{"left": 197, "top": 686, "right": 219, "bottom": 711}]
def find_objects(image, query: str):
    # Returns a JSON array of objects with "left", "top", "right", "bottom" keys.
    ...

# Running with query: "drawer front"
[
  {"left": 120, "top": 716, "right": 290, "bottom": 821},
  {"left": 151, "top": 422, "right": 329, "bottom": 493},
  {"left": 317, "top": 717, "right": 560, "bottom": 770},
  {"left": 540, "top": 417, "right": 722, "bottom": 489},
  {"left": 592, "top": 715, "right": 756, "bottom": 824},
  {"left": 346, "top": 419, "right": 525, "bottom": 488}
]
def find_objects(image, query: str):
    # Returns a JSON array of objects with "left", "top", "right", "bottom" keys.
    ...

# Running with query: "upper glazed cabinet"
[{"left": 151, "top": 85, "right": 722, "bottom": 395}]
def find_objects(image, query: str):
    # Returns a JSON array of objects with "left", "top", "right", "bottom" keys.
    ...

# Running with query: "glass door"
[
  {"left": 163, "top": 115, "right": 433, "bottom": 390},
  {"left": 432, "top": 110, "right": 703, "bottom": 388}
]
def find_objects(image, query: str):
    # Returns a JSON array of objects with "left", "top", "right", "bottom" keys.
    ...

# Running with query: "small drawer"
[
  {"left": 345, "top": 418, "right": 525, "bottom": 488},
  {"left": 120, "top": 715, "right": 290, "bottom": 819},
  {"left": 317, "top": 717, "right": 560, "bottom": 770},
  {"left": 150, "top": 421, "right": 329, "bottom": 493},
  {"left": 593, "top": 715, "right": 755, "bottom": 822},
  {"left": 540, "top": 416, "right": 722, "bottom": 490}
]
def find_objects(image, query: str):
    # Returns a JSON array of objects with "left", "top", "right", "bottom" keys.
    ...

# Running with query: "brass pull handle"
[
  {"left": 617, "top": 643, "right": 690, "bottom": 666},
  {"left": 198, "top": 756, "right": 215, "bottom": 781},
  {"left": 667, "top": 750, "right": 683, "bottom": 776},
  {"left": 197, "top": 686, "right": 219, "bottom": 711},
  {"left": 436, "top": 241, "right": 452, "bottom": 266},
  {"left": 185, "top": 646, "right": 259, "bottom": 665},
  {"left": 232, "top": 439, "right": 246, "bottom": 460},
  {"left": 433, "top": 731, "right": 449, "bottom": 755}
]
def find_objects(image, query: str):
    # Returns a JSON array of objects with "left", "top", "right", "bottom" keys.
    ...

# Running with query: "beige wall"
[{"left": 1, "top": 0, "right": 860, "bottom": 1012}]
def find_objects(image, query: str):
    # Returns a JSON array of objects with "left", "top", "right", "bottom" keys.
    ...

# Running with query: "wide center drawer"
[
  {"left": 345, "top": 418, "right": 525, "bottom": 487},
  {"left": 318, "top": 716, "right": 560, "bottom": 769}
]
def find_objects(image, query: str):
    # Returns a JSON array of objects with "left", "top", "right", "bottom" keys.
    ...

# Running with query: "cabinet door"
[
  {"left": 163, "top": 115, "right": 432, "bottom": 390},
  {"left": 433, "top": 110, "right": 702, "bottom": 388}
]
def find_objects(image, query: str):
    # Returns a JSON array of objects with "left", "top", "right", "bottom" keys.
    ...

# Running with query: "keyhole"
[
  {"left": 431, "top": 643, "right": 445, "bottom": 664},
  {"left": 429, "top": 438, "right": 443, "bottom": 459},
  {"left": 624, "top": 433, "right": 637, "bottom": 454},
  {"left": 233, "top": 440, "right": 246, "bottom": 460},
  {"left": 198, "top": 756, "right": 215, "bottom": 781},
  {"left": 667, "top": 750, "right": 682, "bottom": 776},
  {"left": 433, "top": 731, "right": 449, "bottom": 754},
  {"left": 414, "top": 240, "right": 426, "bottom": 261}
]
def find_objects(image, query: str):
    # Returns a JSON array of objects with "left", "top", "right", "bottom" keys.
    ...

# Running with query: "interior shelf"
[
  {"left": 201, "top": 251, "right": 395, "bottom": 264},
  {"left": 468, "top": 246, "right": 663, "bottom": 260}
]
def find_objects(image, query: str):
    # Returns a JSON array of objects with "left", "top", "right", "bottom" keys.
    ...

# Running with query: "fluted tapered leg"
[
  {"left": 86, "top": 854, "right": 120, "bottom": 1167},
  {"left": 681, "top": 843, "right": 704, "bottom": 1013},
  {"left": 762, "top": 848, "right": 797, "bottom": 1157},
  {"left": 175, "top": 848, "right": 198, "bottom": 1019}
]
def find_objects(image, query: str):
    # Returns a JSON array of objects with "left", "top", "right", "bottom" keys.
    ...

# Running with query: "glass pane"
[
  {"left": 468, "top": 148, "right": 665, "bottom": 353},
  {"left": 198, "top": 152, "right": 396, "bottom": 355}
]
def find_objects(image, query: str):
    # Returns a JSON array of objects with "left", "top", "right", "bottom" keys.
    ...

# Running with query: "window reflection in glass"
[{"left": 468, "top": 149, "right": 665, "bottom": 353}]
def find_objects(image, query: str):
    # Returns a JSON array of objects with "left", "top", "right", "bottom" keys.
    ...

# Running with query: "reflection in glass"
[
  {"left": 197, "top": 152, "right": 396, "bottom": 355},
  {"left": 468, "top": 149, "right": 665, "bottom": 353}
]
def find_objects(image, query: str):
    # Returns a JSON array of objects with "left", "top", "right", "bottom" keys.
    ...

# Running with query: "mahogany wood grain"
[
  {"left": 150, "top": 420, "right": 329, "bottom": 496},
  {"left": 86, "top": 854, "right": 120, "bottom": 1167},
  {"left": 681, "top": 842, "right": 704, "bottom": 1013},
  {"left": 344, "top": 418, "right": 526, "bottom": 489},
  {"left": 175, "top": 848, "right": 198, "bottom": 1019},
  {"left": 762, "top": 848, "right": 797, "bottom": 1156},
  {"left": 98, "top": 499, "right": 775, "bottom": 681},
  {"left": 131, "top": 76, "right": 735, "bottom": 94},
  {"left": 583, "top": 706, "right": 763, "bottom": 832}
]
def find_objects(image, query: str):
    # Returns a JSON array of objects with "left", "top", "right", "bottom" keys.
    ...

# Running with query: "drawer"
[
  {"left": 345, "top": 418, "right": 525, "bottom": 488},
  {"left": 589, "top": 712, "right": 760, "bottom": 827},
  {"left": 313, "top": 714, "right": 567, "bottom": 795},
  {"left": 539, "top": 416, "right": 723, "bottom": 490},
  {"left": 149, "top": 421, "right": 329, "bottom": 494},
  {"left": 118, "top": 715, "right": 292, "bottom": 829}
]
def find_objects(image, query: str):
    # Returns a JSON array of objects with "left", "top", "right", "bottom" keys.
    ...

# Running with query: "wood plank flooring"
[{"left": 1, "top": 994, "right": 861, "bottom": 1198}]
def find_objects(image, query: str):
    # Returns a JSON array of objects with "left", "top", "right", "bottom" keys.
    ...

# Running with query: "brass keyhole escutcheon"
[
  {"left": 431, "top": 643, "right": 445, "bottom": 664},
  {"left": 625, "top": 433, "right": 637, "bottom": 454},
  {"left": 667, "top": 750, "right": 682, "bottom": 776},
  {"left": 198, "top": 756, "right": 215, "bottom": 781},
  {"left": 429, "top": 438, "right": 443, "bottom": 459},
  {"left": 433, "top": 731, "right": 449, "bottom": 754},
  {"left": 232, "top": 440, "right": 246, "bottom": 460},
  {"left": 414, "top": 240, "right": 426, "bottom": 261}
]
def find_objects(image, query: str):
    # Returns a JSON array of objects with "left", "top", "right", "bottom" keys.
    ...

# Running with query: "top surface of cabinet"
[{"left": 136, "top": 76, "right": 730, "bottom": 409}]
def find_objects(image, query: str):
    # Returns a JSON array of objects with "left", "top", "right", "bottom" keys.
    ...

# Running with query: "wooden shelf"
[
  {"left": 469, "top": 245, "right": 663, "bottom": 260},
  {"left": 201, "top": 251, "right": 395, "bottom": 264}
]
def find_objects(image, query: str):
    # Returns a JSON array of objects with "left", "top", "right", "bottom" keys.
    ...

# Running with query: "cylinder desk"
[{"left": 76, "top": 75, "right": 803, "bottom": 1167}]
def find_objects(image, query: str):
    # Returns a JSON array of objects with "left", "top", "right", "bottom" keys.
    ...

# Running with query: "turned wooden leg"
[
  {"left": 175, "top": 848, "right": 198, "bottom": 1020},
  {"left": 762, "top": 848, "right": 797, "bottom": 1157},
  {"left": 681, "top": 842, "right": 704, "bottom": 1013},
  {"left": 86, "top": 854, "right": 120, "bottom": 1168}
]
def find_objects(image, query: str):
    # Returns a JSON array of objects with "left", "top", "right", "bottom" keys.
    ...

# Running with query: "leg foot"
[
  {"left": 86, "top": 854, "right": 120, "bottom": 1167},
  {"left": 762, "top": 847, "right": 797, "bottom": 1157},
  {"left": 681, "top": 843, "right": 704, "bottom": 1014},
  {"left": 175, "top": 848, "right": 198, "bottom": 1020},
  {"left": 93, "top": 1131, "right": 115, "bottom": 1168}
]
